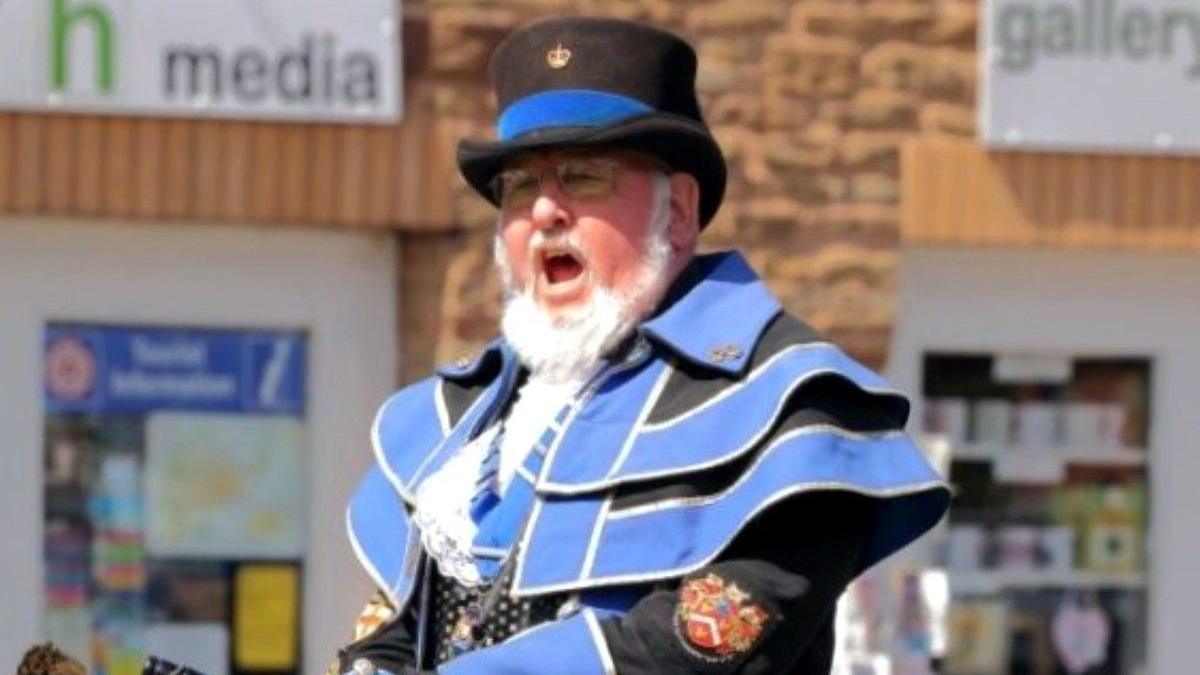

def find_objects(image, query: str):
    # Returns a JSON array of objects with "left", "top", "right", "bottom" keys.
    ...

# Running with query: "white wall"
[
  {"left": 0, "top": 218, "right": 398, "bottom": 672},
  {"left": 890, "top": 246, "right": 1200, "bottom": 675}
]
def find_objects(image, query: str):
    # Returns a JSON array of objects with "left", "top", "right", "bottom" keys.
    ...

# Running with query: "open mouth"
[{"left": 538, "top": 246, "right": 586, "bottom": 287}]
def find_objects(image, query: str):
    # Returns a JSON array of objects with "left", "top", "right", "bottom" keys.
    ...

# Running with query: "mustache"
[{"left": 526, "top": 229, "right": 589, "bottom": 268}]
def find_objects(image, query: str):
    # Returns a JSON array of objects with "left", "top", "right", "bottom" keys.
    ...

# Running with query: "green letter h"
[{"left": 51, "top": 0, "right": 115, "bottom": 93}]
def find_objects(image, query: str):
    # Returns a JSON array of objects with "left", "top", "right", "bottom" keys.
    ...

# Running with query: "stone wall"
[{"left": 402, "top": 0, "right": 980, "bottom": 375}]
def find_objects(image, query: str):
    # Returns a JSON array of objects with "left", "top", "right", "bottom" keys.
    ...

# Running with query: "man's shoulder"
[
  {"left": 372, "top": 375, "right": 448, "bottom": 459},
  {"left": 375, "top": 374, "right": 442, "bottom": 420},
  {"left": 635, "top": 309, "right": 910, "bottom": 456},
  {"left": 746, "top": 310, "right": 829, "bottom": 363},
  {"left": 643, "top": 251, "right": 865, "bottom": 382}
]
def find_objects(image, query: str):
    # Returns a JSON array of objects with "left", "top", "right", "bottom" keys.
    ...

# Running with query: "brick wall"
[{"left": 405, "top": 0, "right": 980, "bottom": 373}]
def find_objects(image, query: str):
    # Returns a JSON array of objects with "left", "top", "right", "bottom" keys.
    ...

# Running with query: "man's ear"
[{"left": 667, "top": 172, "right": 701, "bottom": 252}]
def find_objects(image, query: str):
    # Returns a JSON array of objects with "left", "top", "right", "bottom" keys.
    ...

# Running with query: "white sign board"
[
  {"left": 0, "top": 0, "right": 400, "bottom": 122},
  {"left": 982, "top": 0, "right": 1200, "bottom": 153}
]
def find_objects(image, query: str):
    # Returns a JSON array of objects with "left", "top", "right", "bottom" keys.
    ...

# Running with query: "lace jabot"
[
  {"left": 412, "top": 424, "right": 498, "bottom": 586},
  {"left": 413, "top": 373, "right": 589, "bottom": 587}
]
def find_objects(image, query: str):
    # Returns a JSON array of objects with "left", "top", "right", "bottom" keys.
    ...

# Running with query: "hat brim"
[{"left": 457, "top": 113, "right": 726, "bottom": 227}]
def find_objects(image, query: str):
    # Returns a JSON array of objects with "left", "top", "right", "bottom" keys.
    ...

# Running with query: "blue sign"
[{"left": 44, "top": 324, "right": 307, "bottom": 415}]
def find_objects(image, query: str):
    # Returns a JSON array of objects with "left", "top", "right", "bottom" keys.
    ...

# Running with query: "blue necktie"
[
  {"left": 468, "top": 364, "right": 616, "bottom": 581},
  {"left": 470, "top": 404, "right": 571, "bottom": 580}
]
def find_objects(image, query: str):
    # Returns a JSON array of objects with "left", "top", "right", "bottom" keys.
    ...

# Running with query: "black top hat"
[{"left": 457, "top": 16, "right": 727, "bottom": 227}]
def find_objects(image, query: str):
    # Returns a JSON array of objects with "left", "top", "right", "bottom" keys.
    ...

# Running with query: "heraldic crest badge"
[{"left": 675, "top": 573, "right": 772, "bottom": 660}]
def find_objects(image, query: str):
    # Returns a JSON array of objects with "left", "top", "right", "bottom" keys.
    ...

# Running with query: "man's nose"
[{"left": 529, "top": 190, "right": 571, "bottom": 231}]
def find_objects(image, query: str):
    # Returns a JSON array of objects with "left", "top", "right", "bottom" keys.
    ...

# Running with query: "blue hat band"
[{"left": 497, "top": 89, "right": 654, "bottom": 141}]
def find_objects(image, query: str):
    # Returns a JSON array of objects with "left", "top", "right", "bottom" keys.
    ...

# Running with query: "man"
[{"left": 334, "top": 16, "right": 949, "bottom": 675}]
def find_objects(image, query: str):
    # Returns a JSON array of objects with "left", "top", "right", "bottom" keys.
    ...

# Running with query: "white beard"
[{"left": 496, "top": 174, "right": 674, "bottom": 384}]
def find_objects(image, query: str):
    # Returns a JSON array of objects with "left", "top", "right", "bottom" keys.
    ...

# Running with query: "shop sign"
[
  {"left": 44, "top": 324, "right": 306, "bottom": 415},
  {"left": 982, "top": 0, "right": 1200, "bottom": 153},
  {"left": 0, "top": 0, "right": 400, "bottom": 122}
]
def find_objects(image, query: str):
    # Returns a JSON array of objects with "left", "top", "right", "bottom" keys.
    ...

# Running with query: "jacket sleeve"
[
  {"left": 434, "top": 491, "right": 872, "bottom": 675},
  {"left": 597, "top": 490, "right": 872, "bottom": 674},
  {"left": 432, "top": 370, "right": 931, "bottom": 674}
]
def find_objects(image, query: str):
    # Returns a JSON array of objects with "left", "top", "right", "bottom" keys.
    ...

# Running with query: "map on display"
[{"left": 145, "top": 413, "right": 305, "bottom": 558}]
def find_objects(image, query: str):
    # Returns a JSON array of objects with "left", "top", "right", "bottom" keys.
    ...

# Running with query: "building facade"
[{"left": 2, "top": 0, "right": 1197, "bottom": 673}]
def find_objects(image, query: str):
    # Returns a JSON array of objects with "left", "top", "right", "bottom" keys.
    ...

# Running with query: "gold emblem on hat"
[{"left": 547, "top": 43, "right": 572, "bottom": 69}]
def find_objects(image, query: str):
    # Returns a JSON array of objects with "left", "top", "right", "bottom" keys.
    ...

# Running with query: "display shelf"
[
  {"left": 920, "top": 349, "right": 1152, "bottom": 672},
  {"left": 950, "top": 442, "right": 1147, "bottom": 467},
  {"left": 950, "top": 569, "right": 1147, "bottom": 595}
]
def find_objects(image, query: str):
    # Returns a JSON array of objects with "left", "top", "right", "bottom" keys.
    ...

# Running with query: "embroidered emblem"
[
  {"left": 547, "top": 43, "right": 572, "bottom": 69},
  {"left": 676, "top": 574, "right": 770, "bottom": 660},
  {"left": 707, "top": 344, "right": 743, "bottom": 364},
  {"left": 455, "top": 355, "right": 472, "bottom": 368}
]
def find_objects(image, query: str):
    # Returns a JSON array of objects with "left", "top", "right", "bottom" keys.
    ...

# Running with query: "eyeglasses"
[{"left": 490, "top": 155, "right": 664, "bottom": 210}]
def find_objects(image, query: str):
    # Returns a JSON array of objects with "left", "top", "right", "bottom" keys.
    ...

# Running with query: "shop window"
[
  {"left": 42, "top": 323, "right": 307, "bottom": 675},
  {"left": 922, "top": 352, "right": 1150, "bottom": 675}
]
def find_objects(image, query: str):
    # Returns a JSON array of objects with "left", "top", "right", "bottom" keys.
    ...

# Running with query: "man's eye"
[
  {"left": 502, "top": 172, "right": 539, "bottom": 201},
  {"left": 506, "top": 171, "right": 538, "bottom": 188},
  {"left": 560, "top": 165, "right": 612, "bottom": 195}
]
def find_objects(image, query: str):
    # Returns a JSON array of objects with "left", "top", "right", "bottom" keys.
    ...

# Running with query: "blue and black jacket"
[{"left": 339, "top": 251, "right": 951, "bottom": 674}]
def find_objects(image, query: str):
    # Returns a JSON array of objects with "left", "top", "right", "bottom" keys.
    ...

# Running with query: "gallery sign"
[
  {"left": 0, "top": 0, "right": 400, "bottom": 122},
  {"left": 982, "top": 0, "right": 1200, "bottom": 153}
]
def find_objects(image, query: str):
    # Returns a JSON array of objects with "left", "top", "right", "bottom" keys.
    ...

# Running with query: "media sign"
[
  {"left": 982, "top": 0, "right": 1200, "bottom": 153},
  {"left": 0, "top": 0, "right": 400, "bottom": 122}
]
